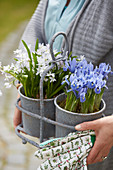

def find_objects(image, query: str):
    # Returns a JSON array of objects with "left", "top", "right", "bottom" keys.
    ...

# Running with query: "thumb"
[{"left": 75, "top": 120, "right": 98, "bottom": 131}]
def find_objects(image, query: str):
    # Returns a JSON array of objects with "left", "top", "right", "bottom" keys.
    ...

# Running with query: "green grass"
[{"left": 0, "top": 0, "right": 39, "bottom": 42}]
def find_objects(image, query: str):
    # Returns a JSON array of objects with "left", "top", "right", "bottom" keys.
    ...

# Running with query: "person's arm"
[
  {"left": 75, "top": 115, "right": 113, "bottom": 164},
  {"left": 13, "top": 93, "right": 22, "bottom": 129}
]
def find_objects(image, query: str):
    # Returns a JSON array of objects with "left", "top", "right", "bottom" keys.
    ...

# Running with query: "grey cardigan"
[
  {"left": 20, "top": 1, "right": 113, "bottom": 168},
  {"left": 20, "top": 0, "right": 113, "bottom": 115}
]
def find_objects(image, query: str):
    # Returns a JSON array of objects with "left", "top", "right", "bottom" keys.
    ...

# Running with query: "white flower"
[
  {"left": 44, "top": 78, "right": 48, "bottom": 82},
  {"left": 11, "top": 63, "right": 15, "bottom": 69},
  {"left": 79, "top": 55, "right": 85, "bottom": 61},
  {"left": 3, "top": 65, "right": 11, "bottom": 72},
  {"left": 4, "top": 82, "right": 12, "bottom": 88},
  {"left": 1, "top": 41, "right": 64, "bottom": 98},
  {"left": 46, "top": 72, "right": 56, "bottom": 82},
  {"left": 50, "top": 78, "right": 56, "bottom": 83},
  {"left": 13, "top": 49, "right": 22, "bottom": 55},
  {"left": 4, "top": 74, "right": 13, "bottom": 81},
  {"left": 46, "top": 72, "right": 55, "bottom": 78},
  {"left": 0, "top": 90, "right": 2, "bottom": 96}
]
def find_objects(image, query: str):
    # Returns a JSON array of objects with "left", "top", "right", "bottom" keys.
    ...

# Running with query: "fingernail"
[{"left": 75, "top": 125, "right": 81, "bottom": 130}]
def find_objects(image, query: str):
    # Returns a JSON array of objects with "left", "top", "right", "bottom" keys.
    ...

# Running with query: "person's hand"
[
  {"left": 75, "top": 115, "right": 113, "bottom": 164},
  {"left": 13, "top": 93, "right": 22, "bottom": 129}
]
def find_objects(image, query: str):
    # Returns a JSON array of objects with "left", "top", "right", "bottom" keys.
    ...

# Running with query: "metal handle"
[
  {"left": 16, "top": 33, "right": 71, "bottom": 145},
  {"left": 40, "top": 32, "right": 69, "bottom": 142},
  {"left": 16, "top": 98, "right": 75, "bottom": 130},
  {"left": 49, "top": 32, "right": 69, "bottom": 61},
  {"left": 16, "top": 98, "right": 106, "bottom": 148},
  {"left": 15, "top": 124, "right": 43, "bottom": 148},
  {"left": 16, "top": 98, "right": 75, "bottom": 148}
]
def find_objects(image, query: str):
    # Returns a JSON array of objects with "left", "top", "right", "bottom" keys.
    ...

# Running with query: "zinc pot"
[
  {"left": 54, "top": 93, "right": 106, "bottom": 138},
  {"left": 18, "top": 86, "right": 55, "bottom": 138}
]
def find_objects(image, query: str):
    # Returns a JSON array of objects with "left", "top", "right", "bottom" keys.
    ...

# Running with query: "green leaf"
[
  {"left": 12, "top": 79, "right": 16, "bottom": 86},
  {"left": 22, "top": 40, "right": 33, "bottom": 74},
  {"left": 22, "top": 40, "right": 32, "bottom": 60},
  {"left": 5, "top": 70, "right": 17, "bottom": 80},
  {"left": 67, "top": 51, "right": 72, "bottom": 60},
  {"left": 32, "top": 53, "right": 38, "bottom": 65},
  {"left": 32, "top": 53, "right": 38, "bottom": 73},
  {"left": 49, "top": 83, "right": 66, "bottom": 98},
  {"left": 35, "top": 38, "right": 39, "bottom": 52},
  {"left": 52, "top": 71, "right": 65, "bottom": 91},
  {"left": 47, "top": 80, "right": 50, "bottom": 98},
  {"left": 54, "top": 52, "right": 61, "bottom": 57},
  {"left": 13, "top": 58, "right": 18, "bottom": 61}
]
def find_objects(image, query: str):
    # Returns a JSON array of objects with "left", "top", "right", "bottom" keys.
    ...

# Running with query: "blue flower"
[
  {"left": 94, "top": 86, "right": 101, "bottom": 94},
  {"left": 63, "top": 60, "right": 69, "bottom": 72},
  {"left": 87, "top": 74, "right": 96, "bottom": 89},
  {"left": 77, "top": 59, "right": 87, "bottom": 70},
  {"left": 63, "top": 58, "right": 77, "bottom": 73},
  {"left": 62, "top": 75, "right": 70, "bottom": 85},
  {"left": 99, "top": 63, "right": 111, "bottom": 79},
  {"left": 94, "top": 66, "right": 100, "bottom": 76},
  {"left": 71, "top": 80, "right": 77, "bottom": 90},
  {"left": 87, "top": 62, "right": 94, "bottom": 72},
  {"left": 70, "top": 74, "right": 76, "bottom": 83},
  {"left": 69, "top": 58, "right": 77, "bottom": 73},
  {"left": 87, "top": 81, "right": 95, "bottom": 89},
  {"left": 75, "top": 82, "right": 83, "bottom": 92},
  {"left": 94, "top": 78, "right": 105, "bottom": 94},
  {"left": 76, "top": 68, "right": 83, "bottom": 77},
  {"left": 80, "top": 92, "right": 86, "bottom": 103},
  {"left": 62, "top": 56, "right": 112, "bottom": 108}
]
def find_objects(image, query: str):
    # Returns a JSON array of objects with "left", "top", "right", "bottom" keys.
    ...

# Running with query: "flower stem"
[
  {"left": 65, "top": 91, "right": 73, "bottom": 111},
  {"left": 94, "top": 88, "right": 104, "bottom": 111},
  {"left": 80, "top": 101, "right": 88, "bottom": 113},
  {"left": 88, "top": 91, "right": 96, "bottom": 113},
  {"left": 70, "top": 94, "right": 77, "bottom": 112}
]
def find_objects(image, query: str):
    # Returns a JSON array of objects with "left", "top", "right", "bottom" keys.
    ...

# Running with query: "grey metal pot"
[
  {"left": 18, "top": 86, "right": 55, "bottom": 138},
  {"left": 54, "top": 93, "right": 106, "bottom": 138}
]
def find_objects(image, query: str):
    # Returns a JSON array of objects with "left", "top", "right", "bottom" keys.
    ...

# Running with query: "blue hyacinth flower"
[
  {"left": 99, "top": 63, "right": 112, "bottom": 79},
  {"left": 63, "top": 58, "right": 77, "bottom": 73},
  {"left": 87, "top": 62, "right": 94, "bottom": 72},
  {"left": 61, "top": 75, "right": 70, "bottom": 85},
  {"left": 71, "top": 80, "right": 77, "bottom": 91},
  {"left": 94, "top": 78, "right": 104, "bottom": 94},
  {"left": 69, "top": 58, "right": 77, "bottom": 73},
  {"left": 80, "top": 92, "right": 86, "bottom": 103},
  {"left": 94, "top": 86, "right": 101, "bottom": 94},
  {"left": 77, "top": 59, "right": 87, "bottom": 70},
  {"left": 62, "top": 56, "right": 112, "bottom": 112},
  {"left": 63, "top": 60, "right": 69, "bottom": 72}
]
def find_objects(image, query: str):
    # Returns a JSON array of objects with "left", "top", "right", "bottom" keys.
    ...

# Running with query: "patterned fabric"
[{"left": 35, "top": 131, "right": 95, "bottom": 170}]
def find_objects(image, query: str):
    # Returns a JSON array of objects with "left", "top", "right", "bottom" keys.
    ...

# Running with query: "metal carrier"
[{"left": 15, "top": 32, "right": 75, "bottom": 149}]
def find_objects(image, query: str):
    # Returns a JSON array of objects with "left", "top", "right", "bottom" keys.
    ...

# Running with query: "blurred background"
[
  {"left": 0, "top": 0, "right": 38, "bottom": 42},
  {"left": 0, "top": 0, "right": 43, "bottom": 169}
]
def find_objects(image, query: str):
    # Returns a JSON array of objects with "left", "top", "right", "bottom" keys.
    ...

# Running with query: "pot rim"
[
  {"left": 54, "top": 93, "right": 106, "bottom": 116},
  {"left": 18, "top": 85, "right": 54, "bottom": 102}
]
